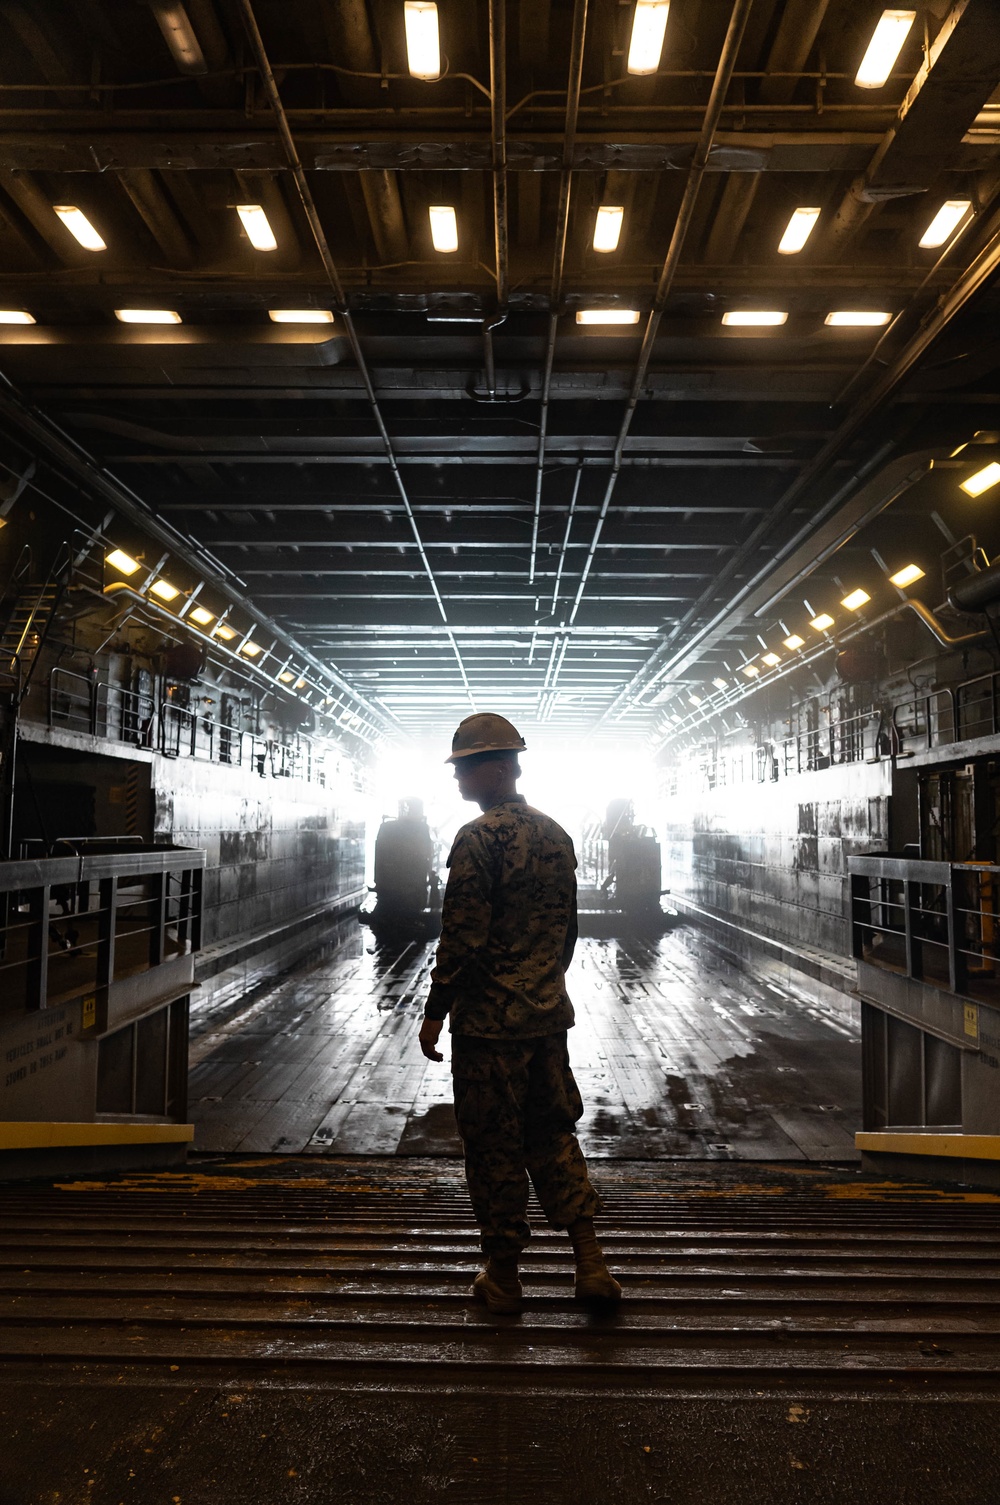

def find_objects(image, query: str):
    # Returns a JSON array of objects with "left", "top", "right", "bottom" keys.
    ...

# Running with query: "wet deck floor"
[{"left": 189, "top": 924, "right": 861, "bottom": 1161}]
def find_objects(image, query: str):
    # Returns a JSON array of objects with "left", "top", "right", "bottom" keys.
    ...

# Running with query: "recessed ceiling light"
[
  {"left": 810, "top": 613, "right": 835, "bottom": 631},
  {"left": 960, "top": 461, "right": 1000, "bottom": 498},
  {"left": 214, "top": 623, "right": 236, "bottom": 641},
  {"left": 841, "top": 588, "right": 871, "bottom": 610},
  {"left": 404, "top": 1, "right": 441, "bottom": 80},
  {"left": 712, "top": 677, "right": 728, "bottom": 690},
  {"left": 0, "top": 310, "right": 35, "bottom": 325},
  {"left": 235, "top": 204, "right": 277, "bottom": 251},
  {"left": 115, "top": 309, "right": 182, "bottom": 324},
  {"left": 53, "top": 206, "right": 106, "bottom": 251},
  {"left": 919, "top": 199, "right": 972, "bottom": 249},
  {"left": 575, "top": 309, "right": 642, "bottom": 325},
  {"left": 784, "top": 634, "right": 805, "bottom": 650},
  {"left": 593, "top": 206, "right": 624, "bottom": 253},
  {"left": 268, "top": 309, "right": 335, "bottom": 324},
  {"left": 106, "top": 549, "right": 141, "bottom": 576},
  {"left": 855, "top": 9, "right": 916, "bottom": 89},
  {"left": 741, "top": 664, "right": 760, "bottom": 678},
  {"left": 189, "top": 605, "right": 214, "bottom": 626},
  {"left": 688, "top": 693, "right": 702, "bottom": 707},
  {"left": 722, "top": 311, "right": 788, "bottom": 327},
  {"left": 825, "top": 310, "right": 892, "bottom": 327},
  {"left": 762, "top": 652, "right": 781, "bottom": 666},
  {"left": 428, "top": 205, "right": 458, "bottom": 253},
  {"left": 294, "top": 678, "right": 307, "bottom": 690},
  {"left": 279, "top": 671, "right": 296, "bottom": 683},
  {"left": 889, "top": 563, "right": 925, "bottom": 588},
  {"left": 150, "top": 0, "right": 207, "bottom": 74},
  {"left": 150, "top": 578, "right": 180, "bottom": 602},
  {"left": 627, "top": 0, "right": 670, "bottom": 74},
  {"left": 778, "top": 207, "right": 820, "bottom": 254},
  {"left": 240, "top": 641, "right": 262, "bottom": 657}
]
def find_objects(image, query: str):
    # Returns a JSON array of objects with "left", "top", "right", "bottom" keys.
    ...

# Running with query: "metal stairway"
[{"left": 0, "top": 1158, "right": 998, "bottom": 1503}]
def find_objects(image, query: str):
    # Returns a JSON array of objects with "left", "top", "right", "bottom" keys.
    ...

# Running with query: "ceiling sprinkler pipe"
[{"left": 948, "top": 557, "right": 1000, "bottom": 614}]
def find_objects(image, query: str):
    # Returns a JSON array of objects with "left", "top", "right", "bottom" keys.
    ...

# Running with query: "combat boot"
[
  {"left": 472, "top": 1256, "right": 523, "bottom": 1315},
  {"left": 569, "top": 1217, "right": 622, "bottom": 1304}
]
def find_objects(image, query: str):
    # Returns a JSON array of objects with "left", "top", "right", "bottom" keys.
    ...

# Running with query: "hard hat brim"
[{"left": 445, "top": 741, "right": 526, "bottom": 764}]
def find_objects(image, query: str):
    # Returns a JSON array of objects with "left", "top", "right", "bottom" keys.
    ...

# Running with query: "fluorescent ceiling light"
[
  {"left": 106, "top": 549, "right": 140, "bottom": 576},
  {"left": 149, "top": 1, "right": 207, "bottom": 74},
  {"left": 712, "top": 677, "right": 728, "bottom": 690},
  {"left": 784, "top": 634, "right": 805, "bottom": 650},
  {"left": 150, "top": 578, "right": 180, "bottom": 602},
  {"left": 810, "top": 613, "right": 835, "bottom": 631},
  {"left": 960, "top": 461, "right": 1000, "bottom": 498},
  {"left": 627, "top": 0, "right": 669, "bottom": 75},
  {"left": 0, "top": 310, "right": 35, "bottom": 325},
  {"left": 53, "top": 206, "right": 106, "bottom": 251},
  {"left": 115, "top": 309, "right": 182, "bottom": 325},
  {"left": 240, "top": 641, "right": 262, "bottom": 657},
  {"left": 189, "top": 605, "right": 214, "bottom": 626},
  {"left": 295, "top": 678, "right": 307, "bottom": 690},
  {"left": 722, "top": 311, "right": 788, "bottom": 327},
  {"left": 889, "top": 563, "right": 925, "bottom": 588},
  {"left": 688, "top": 693, "right": 702, "bottom": 707},
  {"left": 825, "top": 310, "right": 892, "bottom": 327},
  {"left": 761, "top": 652, "right": 781, "bottom": 667},
  {"left": 576, "top": 309, "right": 642, "bottom": 325},
  {"left": 741, "top": 664, "right": 760, "bottom": 678},
  {"left": 428, "top": 205, "right": 458, "bottom": 253},
  {"left": 279, "top": 671, "right": 295, "bottom": 683},
  {"left": 404, "top": 1, "right": 441, "bottom": 80},
  {"left": 214, "top": 623, "right": 236, "bottom": 641},
  {"left": 841, "top": 588, "right": 871, "bottom": 610},
  {"left": 778, "top": 207, "right": 820, "bottom": 255},
  {"left": 235, "top": 204, "right": 277, "bottom": 252},
  {"left": 919, "top": 199, "right": 972, "bottom": 249},
  {"left": 855, "top": 9, "right": 916, "bottom": 89},
  {"left": 593, "top": 206, "right": 624, "bottom": 253},
  {"left": 268, "top": 309, "right": 334, "bottom": 324}
]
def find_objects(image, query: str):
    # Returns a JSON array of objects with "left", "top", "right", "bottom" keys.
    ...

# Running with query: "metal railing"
[{"left": 849, "top": 854, "right": 1000, "bottom": 1003}]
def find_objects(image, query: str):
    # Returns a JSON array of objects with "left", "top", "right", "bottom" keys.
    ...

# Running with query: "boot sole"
[{"left": 472, "top": 1273, "right": 523, "bottom": 1315}]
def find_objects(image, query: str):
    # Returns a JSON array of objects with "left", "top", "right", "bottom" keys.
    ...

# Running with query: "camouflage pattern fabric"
[
  {"left": 451, "top": 1031, "right": 601, "bottom": 1257},
  {"left": 425, "top": 795, "right": 578, "bottom": 1038}
]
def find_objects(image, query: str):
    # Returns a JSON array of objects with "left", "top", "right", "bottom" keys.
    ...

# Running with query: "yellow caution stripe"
[
  {"left": 0, "top": 1122, "right": 194, "bottom": 1149},
  {"left": 857, "top": 1131, "right": 1000, "bottom": 1162}
]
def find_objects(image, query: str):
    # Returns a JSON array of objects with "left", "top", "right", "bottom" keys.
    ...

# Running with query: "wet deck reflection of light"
[{"left": 189, "top": 925, "right": 861, "bottom": 1160}]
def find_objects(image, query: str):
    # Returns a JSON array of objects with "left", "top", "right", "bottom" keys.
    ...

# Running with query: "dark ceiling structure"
[{"left": 0, "top": 0, "right": 999, "bottom": 747}]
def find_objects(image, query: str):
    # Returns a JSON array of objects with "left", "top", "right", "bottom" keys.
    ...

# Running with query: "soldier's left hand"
[{"left": 418, "top": 1016, "right": 444, "bottom": 1062}]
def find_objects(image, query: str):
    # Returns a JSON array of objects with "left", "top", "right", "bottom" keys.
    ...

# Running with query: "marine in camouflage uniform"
[{"left": 419, "top": 713, "right": 620, "bottom": 1312}]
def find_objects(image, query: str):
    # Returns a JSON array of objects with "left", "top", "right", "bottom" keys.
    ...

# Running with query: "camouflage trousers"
[{"left": 450, "top": 1031, "right": 601, "bottom": 1258}]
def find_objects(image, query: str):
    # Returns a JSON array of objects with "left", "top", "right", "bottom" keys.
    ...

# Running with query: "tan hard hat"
[{"left": 446, "top": 712, "right": 527, "bottom": 763}]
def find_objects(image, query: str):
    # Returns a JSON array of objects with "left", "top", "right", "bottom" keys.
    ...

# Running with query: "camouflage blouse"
[{"left": 425, "top": 794, "right": 578, "bottom": 1038}]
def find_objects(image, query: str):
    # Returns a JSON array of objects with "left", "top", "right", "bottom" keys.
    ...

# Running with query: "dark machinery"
[
  {"left": 366, "top": 798, "right": 438, "bottom": 934},
  {"left": 602, "top": 799, "right": 664, "bottom": 917}
]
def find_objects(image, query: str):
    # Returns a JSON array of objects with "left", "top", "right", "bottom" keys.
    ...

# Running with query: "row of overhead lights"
[
  {"left": 680, "top": 459, "right": 1000, "bottom": 706},
  {"left": 0, "top": 306, "right": 901, "bottom": 329},
  {"left": 0, "top": 308, "right": 335, "bottom": 326},
  {"left": 401, "top": 3, "right": 919, "bottom": 89}
]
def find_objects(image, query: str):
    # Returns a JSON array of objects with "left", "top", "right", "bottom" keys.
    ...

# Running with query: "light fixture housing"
[
  {"left": 810, "top": 613, "right": 835, "bottom": 631},
  {"left": 403, "top": 1, "right": 441, "bottom": 80},
  {"left": 115, "top": 309, "right": 182, "bottom": 325},
  {"left": 268, "top": 309, "right": 335, "bottom": 324},
  {"left": 627, "top": 0, "right": 670, "bottom": 75},
  {"left": 149, "top": 1, "right": 208, "bottom": 74},
  {"left": 960, "top": 461, "right": 1000, "bottom": 498},
  {"left": 575, "top": 309, "right": 641, "bottom": 325},
  {"left": 106, "top": 549, "right": 141, "bottom": 576},
  {"left": 919, "top": 199, "right": 972, "bottom": 249},
  {"left": 825, "top": 310, "right": 892, "bottom": 327},
  {"left": 841, "top": 588, "right": 871, "bottom": 610},
  {"left": 0, "top": 310, "right": 35, "bottom": 325},
  {"left": 762, "top": 652, "right": 781, "bottom": 667},
  {"left": 784, "top": 634, "right": 805, "bottom": 650},
  {"left": 150, "top": 579, "right": 180, "bottom": 602},
  {"left": 189, "top": 605, "right": 215, "bottom": 626},
  {"left": 721, "top": 311, "right": 788, "bottom": 327},
  {"left": 53, "top": 206, "right": 106, "bottom": 252},
  {"left": 235, "top": 204, "right": 278, "bottom": 252},
  {"left": 428, "top": 205, "right": 459, "bottom": 253},
  {"left": 778, "top": 207, "right": 820, "bottom": 255},
  {"left": 593, "top": 206, "right": 624, "bottom": 253},
  {"left": 855, "top": 9, "right": 916, "bottom": 89},
  {"left": 889, "top": 563, "right": 925, "bottom": 588}
]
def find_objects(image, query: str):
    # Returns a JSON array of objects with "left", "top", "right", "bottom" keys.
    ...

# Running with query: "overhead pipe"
[
  {"left": 488, "top": 0, "right": 509, "bottom": 310},
  {"left": 234, "top": 0, "right": 477, "bottom": 712}
]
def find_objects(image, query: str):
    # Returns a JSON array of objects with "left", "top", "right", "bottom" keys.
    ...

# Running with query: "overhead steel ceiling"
[{"left": 1, "top": 0, "right": 999, "bottom": 746}]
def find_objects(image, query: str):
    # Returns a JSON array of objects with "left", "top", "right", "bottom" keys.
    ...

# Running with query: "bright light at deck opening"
[
  {"left": 236, "top": 204, "right": 277, "bottom": 251},
  {"left": 919, "top": 199, "right": 972, "bottom": 249},
  {"left": 627, "top": 0, "right": 670, "bottom": 74},
  {"left": 778, "top": 207, "right": 820, "bottom": 255},
  {"left": 53, "top": 206, "right": 106, "bottom": 251},
  {"left": 854, "top": 9, "right": 916, "bottom": 89},
  {"left": 115, "top": 309, "right": 182, "bottom": 324},
  {"left": 576, "top": 309, "right": 641, "bottom": 325},
  {"left": 841, "top": 588, "right": 871, "bottom": 611},
  {"left": 150, "top": 579, "right": 180, "bottom": 602},
  {"left": 762, "top": 652, "right": 781, "bottom": 667},
  {"left": 106, "top": 549, "right": 141, "bottom": 576},
  {"left": 960, "top": 462, "right": 1000, "bottom": 498},
  {"left": 889, "top": 564, "right": 925, "bottom": 588},
  {"left": 825, "top": 311, "right": 892, "bottom": 327},
  {"left": 0, "top": 310, "right": 35, "bottom": 325},
  {"left": 721, "top": 311, "right": 788, "bottom": 327},
  {"left": 189, "top": 605, "right": 215, "bottom": 626},
  {"left": 428, "top": 205, "right": 459, "bottom": 253},
  {"left": 784, "top": 634, "right": 805, "bottom": 650},
  {"left": 593, "top": 206, "right": 624, "bottom": 253},
  {"left": 810, "top": 613, "right": 835, "bottom": 631},
  {"left": 268, "top": 309, "right": 334, "bottom": 324},
  {"left": 404, "top": 2, "right": 441, "bottom": 81}
]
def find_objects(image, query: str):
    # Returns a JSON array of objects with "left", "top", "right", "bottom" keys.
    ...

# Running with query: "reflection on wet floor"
[{"left": 188, "top": 924, "right": 861, "bottom": 1160}]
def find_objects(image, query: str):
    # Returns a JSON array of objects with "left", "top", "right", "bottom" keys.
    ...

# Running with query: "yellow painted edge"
[
  {"left": 0, "top": 1122, "right": 194, "bottom": 1150},
  {"left": 856, "top": 1131, "right": 1000, "bottom": 1162}
]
